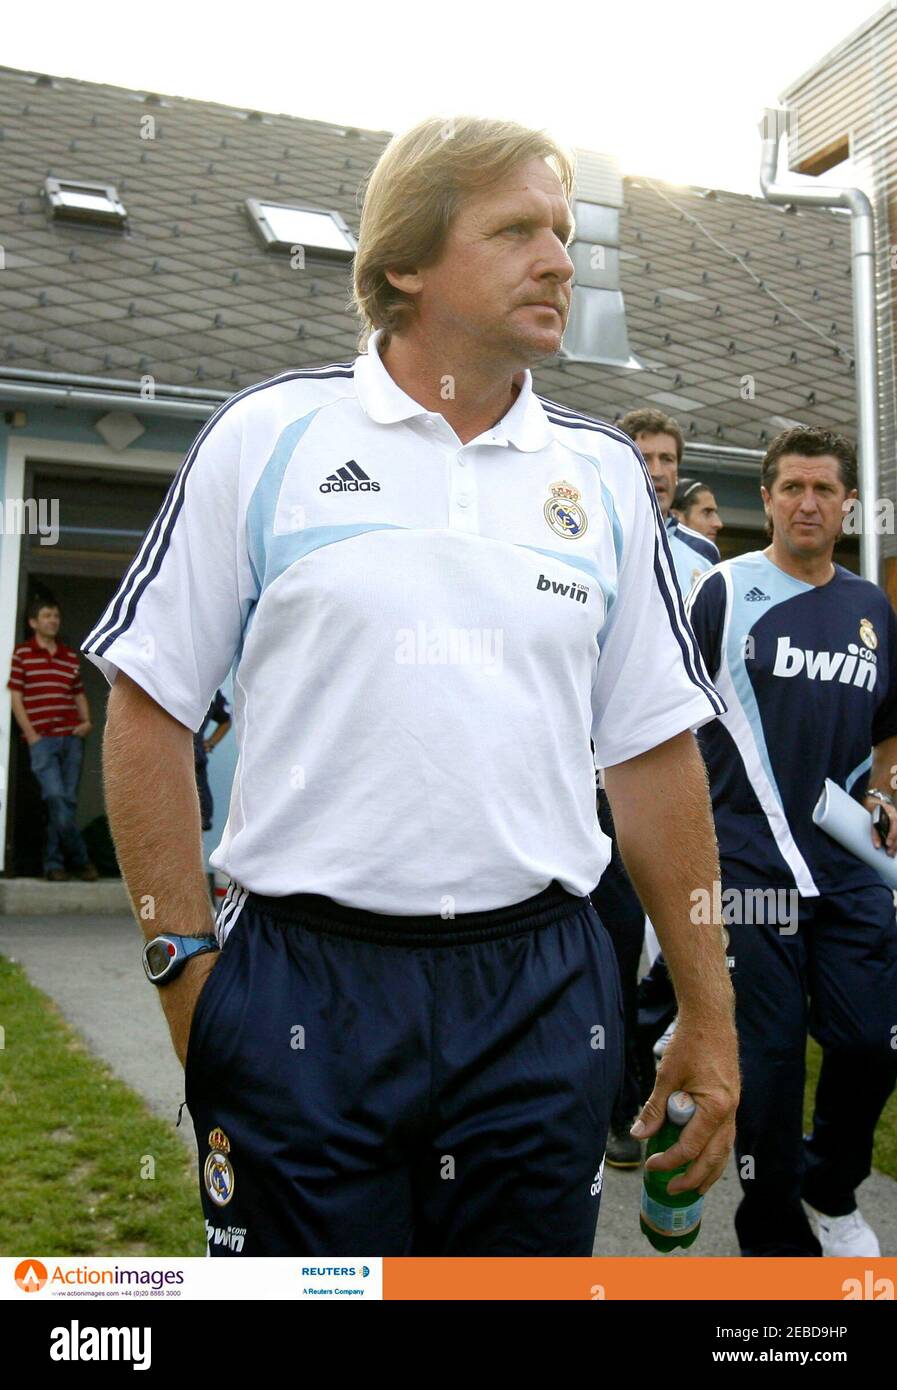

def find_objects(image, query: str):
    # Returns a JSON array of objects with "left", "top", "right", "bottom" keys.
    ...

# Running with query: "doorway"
[{"left": 6, "top": 462, "right": 171, "bottom": 877}]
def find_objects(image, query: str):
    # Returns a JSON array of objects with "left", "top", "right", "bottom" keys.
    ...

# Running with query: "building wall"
[{"left": 782, "top": 5, "right": 897, "bottom": 564}]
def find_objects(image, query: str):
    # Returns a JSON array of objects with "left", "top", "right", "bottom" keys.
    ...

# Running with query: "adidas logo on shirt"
[
  {"left": 320, "top": 461, "right": 381, "bottom": 493},
  {"left": 744, "top": 587, "right": 770, "bottom": 601}
]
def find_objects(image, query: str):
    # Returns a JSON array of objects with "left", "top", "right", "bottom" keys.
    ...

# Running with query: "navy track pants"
[
  {"left": 590, "top": 789, "right": 645, "bottom": 1128},
  {"left": 728, "top": 881, "right": 897, "bottom": 1256},
  {"left": 185, "top": 880, "right": 624, "bottom": 1256}
]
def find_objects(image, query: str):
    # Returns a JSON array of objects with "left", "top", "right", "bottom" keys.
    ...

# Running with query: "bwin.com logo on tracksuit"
[{"left": 772, "top": 637, "right": 878, "bottom": 691}]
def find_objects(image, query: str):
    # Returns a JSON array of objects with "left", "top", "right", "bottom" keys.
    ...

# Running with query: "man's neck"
[
  {"left": 34, "top": 632, "right": 57, "bottom": 651},
  {"left": 379, "top": 328, "right": 525, "bottom": 446},
  {"left": 764, "top": 541, "right": 835, "bottom": 587}
]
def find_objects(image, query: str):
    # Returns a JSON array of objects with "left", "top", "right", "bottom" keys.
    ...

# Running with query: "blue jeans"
[{"left": 28, "top": 734, "right": 89, "bottom": 873}]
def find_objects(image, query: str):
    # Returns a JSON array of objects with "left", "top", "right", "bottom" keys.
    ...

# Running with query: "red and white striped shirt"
[{"left": 7, "top": 637, "right": 84, "bottom": 739}]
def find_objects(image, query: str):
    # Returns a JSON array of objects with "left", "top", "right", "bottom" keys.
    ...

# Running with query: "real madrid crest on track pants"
[{"left": 184, "top": 880, "right": 624, "bottom": 1256}]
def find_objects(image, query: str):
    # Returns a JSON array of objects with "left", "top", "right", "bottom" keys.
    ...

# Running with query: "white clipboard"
[{"left": 811, "top": 778, "right": 897, "bottom": 890}]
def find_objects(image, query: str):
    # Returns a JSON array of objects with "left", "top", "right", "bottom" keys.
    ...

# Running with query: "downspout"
[
  {"left": 0, "top": 379, "right": 222, "bottom": 420},
  {"left": 759, "top": 108, "right": 880, "bottom": 584}
]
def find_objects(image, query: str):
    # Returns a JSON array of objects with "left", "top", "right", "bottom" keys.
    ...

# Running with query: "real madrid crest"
[
  {"left": 204, "top": 1127, "right": 235, "bottom": 1207},
  {"left": 544, "top": 480, "right": 588, "bottom": 540},
  {"left": 860, "top": 617, "right": 878, "bottom": 650}
]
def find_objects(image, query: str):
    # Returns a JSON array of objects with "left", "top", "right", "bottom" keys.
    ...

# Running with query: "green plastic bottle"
[{"left": 639, "top": 1090, "right": 704, "bottom": 1251}]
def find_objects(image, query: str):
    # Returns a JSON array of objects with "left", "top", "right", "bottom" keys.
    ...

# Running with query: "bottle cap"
[{"left": 667, "top": 1090, "right": 696, "bottom": 1126}]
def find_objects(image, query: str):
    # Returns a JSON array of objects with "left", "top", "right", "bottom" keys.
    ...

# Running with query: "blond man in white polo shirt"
[{"left": 84, "top": 116, "right": 738, "bottom": 1257}]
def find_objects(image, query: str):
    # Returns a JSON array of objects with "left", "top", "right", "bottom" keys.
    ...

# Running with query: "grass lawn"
[
  {"left": 0, "top": 953, "right": 205, "bottom": 1256},
  {"left": 1, "top": 951, "right": 894, "bottom": 1258}
]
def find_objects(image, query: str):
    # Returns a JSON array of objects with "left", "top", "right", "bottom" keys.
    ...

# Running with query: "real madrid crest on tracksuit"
[{"left": 204, "top": 1127, "right": 235, "bottom": 1207}]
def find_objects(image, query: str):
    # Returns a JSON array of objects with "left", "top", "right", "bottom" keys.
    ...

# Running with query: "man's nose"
[{"left": 535, "top": 233, "right": 574, "bottom": 285}]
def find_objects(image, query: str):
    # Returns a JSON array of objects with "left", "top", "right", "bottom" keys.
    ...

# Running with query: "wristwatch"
[
  {"left": 143, "top": 933, "right": 218, "bottom": 986},
  {"left": 865, "top": 787, "right": 895, "bottom": 809}
]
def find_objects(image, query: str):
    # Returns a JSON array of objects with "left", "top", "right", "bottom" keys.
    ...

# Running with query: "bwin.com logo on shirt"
[{"left": 772, "top": 637, "right": 877, "bottom": 691}]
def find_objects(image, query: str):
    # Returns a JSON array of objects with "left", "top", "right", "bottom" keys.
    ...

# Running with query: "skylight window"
[
  {"left": 44, "top": 177, "right": 127, "bottom": 227},
  {"left": 246, "top": 199, "right": 356, "bottom": 260}
]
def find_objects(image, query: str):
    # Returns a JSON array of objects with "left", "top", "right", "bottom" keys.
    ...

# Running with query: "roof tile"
[{"left": 0, "top": 64, "right": 857, "bottom": 448}]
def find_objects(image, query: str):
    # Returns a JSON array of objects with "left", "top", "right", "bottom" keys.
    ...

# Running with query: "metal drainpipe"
[
  {"left": 0, "top": 363, "right": 231, "bottom": 401},
  {"left": 0, "top": 379, "right": 219, "bottom": 420},
  {"left": 759, "top": 108, "right": 880, "bottom": 584}
]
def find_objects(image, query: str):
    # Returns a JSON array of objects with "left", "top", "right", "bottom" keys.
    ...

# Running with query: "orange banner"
[{"left": 383, "top": 1257, "right": 897, "bottom": 1301}]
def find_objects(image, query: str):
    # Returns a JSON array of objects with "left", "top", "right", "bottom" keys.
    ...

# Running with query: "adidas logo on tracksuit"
[
  {"left": 320, "top": 461, "right": 381, "bottom": 493},
  {"left": 744, "top": 587, "right": 770, "bottom": 601}
]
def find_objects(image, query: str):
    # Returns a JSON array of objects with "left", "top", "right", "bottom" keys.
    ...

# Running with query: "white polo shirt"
[{"left": 82, "top": 330, "right": 724, "bottom": 916}]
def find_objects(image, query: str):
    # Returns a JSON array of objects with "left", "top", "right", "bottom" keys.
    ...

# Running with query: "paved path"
[
  {"left": 0, "top": 914, "right": 197, "bottom": 1160},
  {"left": 3, "top": 913, "right": 895, "bottom": 1257}
]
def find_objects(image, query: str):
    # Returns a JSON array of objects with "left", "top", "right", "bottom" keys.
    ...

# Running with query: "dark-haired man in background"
[
  {"left": 194, "top": 689, "right": 232, "bottom": 833},
  {"left": 686, "top": 426, "right": 897, "bottom": 1257},
  {"left": 620, "top": 407, "right": 719, "bottom": 589},
  {"left": 592, "top": 408, "right": 720, "bottom": 1167},
  {"left": 8, "top": 597, "right": 98, "bottom": 881},
  {"left": 672, "top": 478, "right": 723, "bottom": 547}
]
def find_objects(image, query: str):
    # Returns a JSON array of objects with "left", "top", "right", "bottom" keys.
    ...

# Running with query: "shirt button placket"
[{"left": 450, "top": 449, "right": 477, "bottom": 530}]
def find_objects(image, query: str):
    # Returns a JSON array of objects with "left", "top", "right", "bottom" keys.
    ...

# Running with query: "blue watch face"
[{"left": 146, "top": 939, "right": 176, "bottom": 978}]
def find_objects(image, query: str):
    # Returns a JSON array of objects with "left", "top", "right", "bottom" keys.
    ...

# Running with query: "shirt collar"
[
  {"left": 28, "top": 635, "right": 68, "bottom": 657},
  {"left": 354, "top": 328, "right": 552, "bottom": 452}
]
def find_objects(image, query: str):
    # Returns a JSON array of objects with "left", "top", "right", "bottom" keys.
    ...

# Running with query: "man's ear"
[
  {"left": 385, "top": 267, "right": 423, "bottom": 296},
  {"left": 760, "top": 485, "right": 771, "bottom": 516}
]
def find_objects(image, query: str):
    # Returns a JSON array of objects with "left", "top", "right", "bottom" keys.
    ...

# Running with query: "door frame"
[{"left": 1, "top": 436, "right": 181, "bottom": 874}]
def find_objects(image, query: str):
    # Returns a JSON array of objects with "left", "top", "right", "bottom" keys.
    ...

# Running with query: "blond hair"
[{"left": 351, "top": 115, "right": 575, "bottom": 348}]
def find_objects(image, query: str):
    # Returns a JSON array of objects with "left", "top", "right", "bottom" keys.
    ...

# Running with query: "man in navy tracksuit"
[
  {"left": 686, "top": 425, "right": 897, "bottom": 1257},
  {"left": 592, "top": 408, "right": 719, "bottom": 1167},
  {"left": 193, "top": 689, "right": 231, "bottom": 832}
]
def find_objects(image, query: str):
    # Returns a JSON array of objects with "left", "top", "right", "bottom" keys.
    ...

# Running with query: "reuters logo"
[{"left": 15, "top": 1258, "right": 47, "bottom": 1292}]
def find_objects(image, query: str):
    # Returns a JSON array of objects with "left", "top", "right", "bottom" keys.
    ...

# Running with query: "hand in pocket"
[{"left": 161, "top": 951, "right": 222, "bottom": 1068}]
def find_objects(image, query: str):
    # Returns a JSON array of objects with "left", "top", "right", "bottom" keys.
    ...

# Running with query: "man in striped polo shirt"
[{"left": 8, "top": 597, "right": 98, "bottom": 881}]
